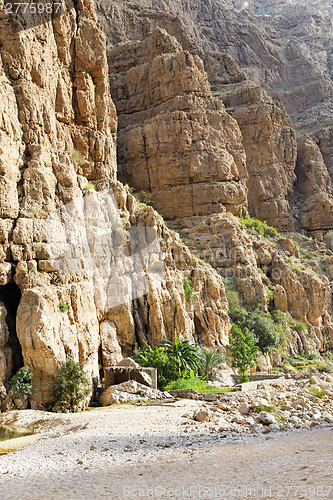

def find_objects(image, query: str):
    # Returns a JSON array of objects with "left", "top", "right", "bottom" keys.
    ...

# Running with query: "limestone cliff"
[
  {"left": 0, "top": 1, "right": 230, "bottom": 408},
  {"left": 108, "top": 29, "right": 248, "bottom": 220},
  {"left": 0, "top": 0, "right": 333, "bottom": 412},
  {"left": 97, "top": 0, "right": 333, "bottom": 233}
]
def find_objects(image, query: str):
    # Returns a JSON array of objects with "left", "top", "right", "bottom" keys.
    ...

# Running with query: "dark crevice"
[{"left": 0, "top": 282, "right": 23, "bottom": 375}]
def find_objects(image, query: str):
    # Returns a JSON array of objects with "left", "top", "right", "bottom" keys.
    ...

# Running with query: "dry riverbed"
[{"left": 0, "top": 394, "right": 332, "bottom": 500}]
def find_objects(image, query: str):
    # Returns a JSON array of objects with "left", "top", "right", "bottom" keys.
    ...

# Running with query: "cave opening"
[{"left": 0, "top": 282, "right": 23, "bottom": 375}]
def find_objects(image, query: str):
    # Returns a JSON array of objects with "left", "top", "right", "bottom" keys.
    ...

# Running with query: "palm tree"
[
  {"left": 161, "top": 332, "right": 202, "bottom": 375},
  {"left": 199, "top": 347, "right": 226, "bottom": 379}
]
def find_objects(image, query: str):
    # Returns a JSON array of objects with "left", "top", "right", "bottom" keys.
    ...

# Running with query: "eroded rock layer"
[{"left": 108, "top": 28, "right": 248, "bottom": 220}]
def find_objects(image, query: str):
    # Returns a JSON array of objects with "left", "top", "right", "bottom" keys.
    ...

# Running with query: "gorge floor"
[{"left": 0, "top": 401, "right": 332, "bottom": 499}]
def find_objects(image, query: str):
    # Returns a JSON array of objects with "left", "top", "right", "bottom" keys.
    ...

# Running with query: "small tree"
[
  {"left": 135, "top": 346, "right": 178, "bottom": 390},
  {"left": 198, "top": 347, "right": 226, "bottom": 379},
  {"left": 9, "top": 366, "right": 35, "bottom": 400},
  {"left": 227, "top": 324, "right": 259, "bottom": 383},
  {"left": 161, "top": 332, "right": 202, "bottom": 375},
  {"left": 183, "top": 275, "right": 195, "bottom": 303},
  {"left": 49, "top": 359, "right": 90, "bottom": 412}
]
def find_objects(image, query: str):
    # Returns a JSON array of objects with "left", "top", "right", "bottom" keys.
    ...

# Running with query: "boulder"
[
  {"left": 100, "top": 380, "right": 170, "bottom": 406},
  {"left": 258, "top": 412, "right": 277, "bottom": 425}
]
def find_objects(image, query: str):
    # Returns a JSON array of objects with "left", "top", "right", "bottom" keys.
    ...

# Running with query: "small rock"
[
  {"left": 193, "top": 410, "right": 210, "bottom": 422},
  {"left": 310, "top": 421, "right": 320, "bottom": 428},
  {"left": 239, "top": 402, "right": 251, "bottom": 415},
  {"left": 258, "top": 412, "right": 276, "bottom": 425}
]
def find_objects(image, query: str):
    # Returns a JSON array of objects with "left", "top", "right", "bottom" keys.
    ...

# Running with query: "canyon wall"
[{"left": 0, "top": 1, "right": 230, "bottom": 407}]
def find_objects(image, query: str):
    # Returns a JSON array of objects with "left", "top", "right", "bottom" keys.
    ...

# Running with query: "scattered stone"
[
  {"left": 239, "top": 402, "right": 251, "bottom": 415},
  {"left": 258, "top": 412, "right": 277, "bottom": 425},
  {"left": 193, "top": 410, "right": 210, "bottom": 422},
  {"left": 100, "top": 381, "right": 170, "bottom": 406}
]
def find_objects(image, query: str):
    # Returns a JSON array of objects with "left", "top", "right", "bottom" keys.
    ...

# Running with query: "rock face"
[
  {"left": 295, "top": 134, "right": 333, "bottom": 238},
  {"left": 1, "top": 0, "right": 333, "bottom": 410},
  {"left": 176, "top": 212, "right": 333, "bottom": 354},
  {"left": 222, "top": 82, "right": 297, "bottom": 231},
  {"left": 97, "top": 0, "right": 333, "bottom": 230},
  {"left": 0, "top": 1, "right": 230, "bottom": 407},
  {"left": 108, "top": 28, "right": 248, "bottom": 220}
]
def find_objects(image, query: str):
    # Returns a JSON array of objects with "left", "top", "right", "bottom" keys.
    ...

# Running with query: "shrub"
[
  {"left": 161, "top": 332, "right": 202, "bottom": 375},
  {"left": 59, "top": 300, "right": 69, "bottom": 313},
  {"left": 49, "top": 359, "right": 90, "bottom": 412},
  {"left": 9, "top": 366, "right": 35, "bottom": 400},
  {"left": 226, "top": 288, "right": 241, "bottom": 312},
  {"left": 238, "top": 215, "right": 279, "bottom": 238},
  {"left": 227, "top": 324, "right": 259, "bottom": 382},
  {"left": 135, "top": 346, "right": 178, "bottom": 390},
  {"left": 198, "top": 347, "right": 226, "bottom": 379},
  {"left": 308, "top": 385, "right": 326, "bottom": 399},
  {"left": 271, "top": 310, "right": 292, "bottom": 355},
  {"left": 164, "top": 376, "right": 235, "bottom": 393},
  {"left": 245, "top": 310, "right": 278, "bottom": 353},
  {"left": 183, "top": 275, "right": 195, "bottom": 303},
  {"left": 230, "top": 307, "right": 278, "bottom": 353},
  {"left": 84, "top": 182, "right": 96, "bottom": 191},
  {"left": 293, "top": 321, "right": 307, "bottom": 333}
]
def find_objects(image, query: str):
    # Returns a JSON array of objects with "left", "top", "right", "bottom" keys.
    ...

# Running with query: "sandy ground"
[{"left": 0, "top": 400, "right": 332, "bottom": 499}]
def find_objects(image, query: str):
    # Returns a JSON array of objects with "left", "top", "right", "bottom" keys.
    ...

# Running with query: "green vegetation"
[
  {"left": 84, "top": 182, "right": 96, "bottom": 191},
  {"left": 9, "top": 366, "right": 35, "bottom": 400},
  {"left": 161, "top": 333, "right": 202, "bottom": 374},
  {"left": 183, "top": 275, "right": 195, "bottom": 303},
  {"left": 293, "top": 321, "right": 307, "bottom": 333},
  {"left": 164, "top": 377, "right": 235, "bottom": 393},
  {"left": 198, "top": 347, "right": 226, "bottom": 379},
  {"left": 195, "top": 256, "right": 212, "bottom": 268},
  {"left": 135, "top": 345, "right": 178, "bottom": 390},
  {"left": 308, "top": 385, "right": 327, "bottom": 399},
  {"left": 59, "top": 300, "right": 69, "bottom": 313},
  {"left": 136, "top": 333, "right": 227, "bottom": 391},
  {"left": 229, "top": 307, "right": 278, "bottom": 353},
  {"left": 237, "top": 215, "right": 279, "bottom": 238},
  {"left": 271, "top": 310, "right": 292, "bottom": 356},
  {"left": 49, "top": 359, "right": 90, "bottom": 412},
  {"left": 227, "top": 324, "right": 259, "bottom": 382},
  {"left": 139, "top": 190, "right": 154, "bottom": 205}
]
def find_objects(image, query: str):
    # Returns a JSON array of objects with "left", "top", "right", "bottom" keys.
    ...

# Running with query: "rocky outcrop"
[
  {"left": 173, "top": 211, "right": 333, "bottom": 355},
  {"left": 108, "top": 28, "right": 248, "bottom": 220},
  {"left": 97, "top": 0, "right": 333, "bottom": 197},
  {"left": 295, "top": 134, "right": 333, "bottom": 238},
  {"left": 222, "top": 82, "right": 297, "bottom": 231}
]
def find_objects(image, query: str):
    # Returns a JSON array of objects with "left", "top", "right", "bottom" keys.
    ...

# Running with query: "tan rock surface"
[
  {"left": 222, "top": 82, "right": 297, "bottom": 230},
  {"left": 108, "top": 28, "right": 248, "bottom": 220},
  {"left": 0, "top": 3, "right": 231, "bottom": 407}
]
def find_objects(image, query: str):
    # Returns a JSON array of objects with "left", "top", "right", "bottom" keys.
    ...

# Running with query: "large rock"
[
  {"left": 295, "top": 134, "right": 333, "bottom": 237},
  {"left": 100, "top": 380, "right": 169, "bottom": 405},
  {"left": 222, "top": 82, "right": 297, "bottom": 231}
]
